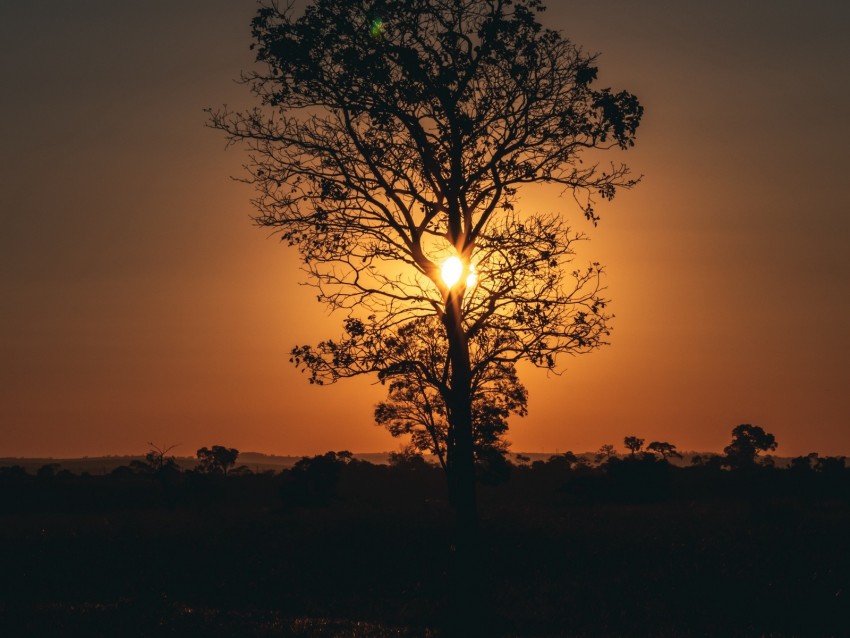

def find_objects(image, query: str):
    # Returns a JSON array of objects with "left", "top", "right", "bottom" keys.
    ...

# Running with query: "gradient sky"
[{"left": 2, "top": 0, "right": 848, "bottom": 458}]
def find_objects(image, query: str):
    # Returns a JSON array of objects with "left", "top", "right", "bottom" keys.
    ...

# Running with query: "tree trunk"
[{"left": 443, "top": 289, "right": 481, "bottom": 636}]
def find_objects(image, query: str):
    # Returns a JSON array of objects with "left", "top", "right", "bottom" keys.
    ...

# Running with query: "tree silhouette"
[
  {"left": 723, "top": 424, "right": 777, "bottom": 470},
  {"left": 144, "top": 442, "right": 180, "bottom": 473},
  {"left": 372, "top": 317, "right": 526, "bottom": 473},
  {"left": 623, "top": 436, "right": 645, "bottom": 457},
  {"left": 196, "top": 446, "right": 240, "bottom": 476},
  {"left": 209, "top": 2, "right": 641, "bottom": 631},
  {"left": 646, "top": 441, "right": 681, "bottom": 461},
  {"left": 595, "top": 443, "right": 617, "bottom": 465}
]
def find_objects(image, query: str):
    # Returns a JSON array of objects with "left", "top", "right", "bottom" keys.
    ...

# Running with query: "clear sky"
[{"left": 2, "top": 0, "right": 848, "bottom": 458}]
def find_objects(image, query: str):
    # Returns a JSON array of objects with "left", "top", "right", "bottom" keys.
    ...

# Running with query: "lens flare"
[{"left": 466, "top": 262, "right": 477, "bottom": 289}]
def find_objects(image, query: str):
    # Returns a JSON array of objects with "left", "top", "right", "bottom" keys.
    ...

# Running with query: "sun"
[
  {"left": 441, "top": 256, "right": 463, "bottom": 288},
  {"left": 441, "top": 256, "right": 476, "bottom": 289}
]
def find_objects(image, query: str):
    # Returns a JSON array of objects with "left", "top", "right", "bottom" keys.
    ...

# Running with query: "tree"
[
  {"left": 595, "top": 443, "right": 617, "bottom": 465},
  {"left": 372, "top": 316, "right": 526, "bottom": 473},
  {"left": 209, "top": 1, "right": 641, "bottom": 631},
  {"left": 144, "top": 442, "right": 181, "bottom": 473},
  {"left": 646, "top": 441, "right": 682, "bottom": 462},
  {"left": 196, "top": 446, "right": 240, "bottom": 476},
  {"left": 623, "top": 436, "right": 645, "bottom": 457},
  {"left": 723, "top": 424, "right": 777, "bottom": 470}
]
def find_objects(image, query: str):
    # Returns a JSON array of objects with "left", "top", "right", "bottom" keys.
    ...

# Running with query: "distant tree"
[
  {"left": 723, "top": 424, "right": 777, "bottom": 470},
  {"left": 144, "top": 442, "right": 181, "bottom": 473},
  {"left": 196, "top": 446, "right": 240, "bottom": 476},
  {"left": 335, "top": 450, "right": 355, "bottom": 464},
  {"left": 595, "top": 443, "right": 617, "bottom": 465},
  {"left": 623, "top": 436, "right": 645, "bottom": 457},
  {"left": 646, "top": 441, "right": 682, "bottom": 461}
]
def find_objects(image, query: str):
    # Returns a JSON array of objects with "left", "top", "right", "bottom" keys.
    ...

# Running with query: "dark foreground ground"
[{"left": 1, "top": 456, "right": 848, "bottom": 637}]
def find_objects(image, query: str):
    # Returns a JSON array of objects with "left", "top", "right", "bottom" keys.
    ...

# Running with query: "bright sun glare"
[{"left": 441, "top": 256, "right": 476, "bottom": 289}]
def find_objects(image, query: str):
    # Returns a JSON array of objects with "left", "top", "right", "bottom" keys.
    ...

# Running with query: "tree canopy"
[
  {"left": 196, "top": 446, "right": 240, "bottom": 475},
  {"left": 208, "top": 0, "right": 642, "bottom": 465},
  {"left": 723, "top": 424, "right": 777, "bottom": 469}
]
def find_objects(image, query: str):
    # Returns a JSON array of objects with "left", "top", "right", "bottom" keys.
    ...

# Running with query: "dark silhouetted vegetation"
[
  {"left": 1, "top": 424, "right": 848, "bottom": 637},
  {"left": 196, "top": 445, "right": 240, "bottom": 476},
  {"left": 723, "top": 423, "right": 778, "bottom": 470},
  {"left": 208, "top": 3, "right": 642, "bottom": 629},
  {"left": 623, "top": 435, "right": 645, "bottom": 456}
]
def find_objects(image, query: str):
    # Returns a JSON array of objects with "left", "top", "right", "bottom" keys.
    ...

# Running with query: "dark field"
[{"left": 1, "top": 457, "right": 848, "bottom": 637}]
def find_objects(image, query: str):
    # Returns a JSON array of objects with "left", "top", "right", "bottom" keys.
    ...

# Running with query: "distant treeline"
[
  {"left": 2, "top": 426, "right": 848, "bottom": 638},
  {"left": 1, "top": 425, "right": 847, "bottom": 514}
]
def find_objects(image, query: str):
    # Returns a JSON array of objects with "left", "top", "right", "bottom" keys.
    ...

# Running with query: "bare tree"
[{"left": 209, "top": 1, "right": 641, "bottom": 631}]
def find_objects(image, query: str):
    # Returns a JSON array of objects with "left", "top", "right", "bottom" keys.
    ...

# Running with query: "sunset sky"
[{"left": 2, "top": 0, "right": 848, "bottom": 459}]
